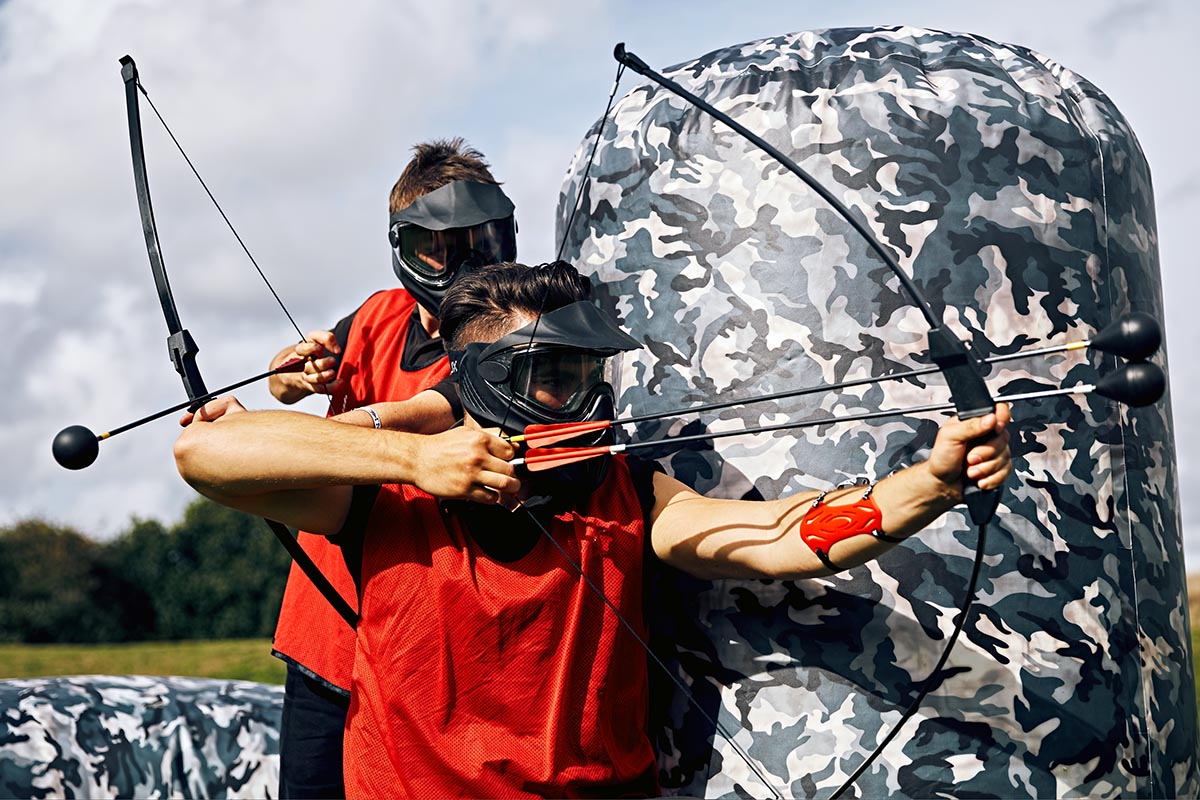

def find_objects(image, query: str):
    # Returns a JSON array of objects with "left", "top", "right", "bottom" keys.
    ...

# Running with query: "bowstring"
[
  {"left": 495, "top": 60, "right": 624, "bottom": 435},
  {"left": 137, "top": 77, "right": 336, "bottom": 413},
  {"left": 828, "top": 521, "right": 989, "bottom": 799},
  {"left": 502, "top": 59, "right": 786, "bottom": 798},
  {"left": 136, "top": 79, "right": 307, "bottom": 345},
  {"left": 517, "top": 502, "right": 786, "bottom": 799}
]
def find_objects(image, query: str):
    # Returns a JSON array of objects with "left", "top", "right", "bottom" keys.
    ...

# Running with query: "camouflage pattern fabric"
[
  {"left": 0, "top": 675, "right": 281, "bottom": 799},
  {"left": 558, "top": 26, "right": 1195, "bottom": 799}
]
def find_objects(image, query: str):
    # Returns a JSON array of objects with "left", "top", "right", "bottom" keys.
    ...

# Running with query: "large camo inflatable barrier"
[
  {"left": 0, "top": 676, "right": 280, "bottom": 798},
  {"left": 559, "top": 26, "right": 1194, "bottom": 799}
]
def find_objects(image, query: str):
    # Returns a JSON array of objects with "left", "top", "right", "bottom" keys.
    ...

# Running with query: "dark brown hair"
[
  {"left": 440, "top": 261, "right": 593, "bottom": 350},
  {"left": 389, "top": 138, "right": 499, "bottom": 212}
]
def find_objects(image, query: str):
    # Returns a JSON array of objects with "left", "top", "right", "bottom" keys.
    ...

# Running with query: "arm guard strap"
[{"left": 798, "top": 482, "right": 902, "bottom": 571}]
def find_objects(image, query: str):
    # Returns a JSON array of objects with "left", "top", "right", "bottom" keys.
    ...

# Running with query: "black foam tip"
[
  {"left": 52, "top": 425, "right": 100, "bottom": 470},
  {"left": 1094, "top": 362, "right": 1166, "bottom": 407},
  {"left": 1091, "top": 312, "right": 1162, "bottom": 360}
]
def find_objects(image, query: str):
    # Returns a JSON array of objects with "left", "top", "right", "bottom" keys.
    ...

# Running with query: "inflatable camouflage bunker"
[
  {"left": 559, "top": 26, "right": 1194, "bottom": 799},
  {"left": 0, "top": 676, "right": 280, "bottom": 798}
]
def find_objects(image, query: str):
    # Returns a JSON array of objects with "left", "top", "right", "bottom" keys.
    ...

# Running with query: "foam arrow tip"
[
  {"left": 1093, "top": 361, "right": 1165, "bottom": 407},
  {"left": 1090, "top": 312, "right": 1162, "bottom": 360}
]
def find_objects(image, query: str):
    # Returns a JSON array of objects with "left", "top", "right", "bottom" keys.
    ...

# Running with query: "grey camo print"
[
  {"left": 559, "top": 26, "right": 1194, "bottom": 799},
  {"left": 0, "top": 675, "right": 281, "bottom": 799}
]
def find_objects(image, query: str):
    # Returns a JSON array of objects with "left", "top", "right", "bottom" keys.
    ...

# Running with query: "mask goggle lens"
[
  {"left": 390, "top": 218, "right": 516, "bottom": 282},
  {"left": 491, "top": 347, "right": 612, "bottom": 415}
]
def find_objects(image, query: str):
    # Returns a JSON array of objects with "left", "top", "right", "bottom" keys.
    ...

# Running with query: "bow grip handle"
[
  {"left": 962, "top": 455, "right": 1001, "bottom": 525},
  {"left": 928, "top": 326, "right": 1000, "bottom": 526},
  {"left": 167, "top": 328, "right": 209, "bottom": 410}
]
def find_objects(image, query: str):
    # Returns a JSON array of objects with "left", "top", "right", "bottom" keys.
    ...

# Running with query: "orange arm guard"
[{"left": 797, "top": 483, "right": 905, "bottom": 571}]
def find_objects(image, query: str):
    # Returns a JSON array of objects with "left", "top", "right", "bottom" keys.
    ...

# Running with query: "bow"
[
  {"left": 607, "top": 44, "right": 999, "bottom": 798},
  {"left": 540, "top": 45, "right": 1008, "bottom": 800},
  {"left": 494, "top": 37, "right": 1167, "bottom": 797},
  {"left": 116, "top": 56, "right": 358, "bottom": 628}
]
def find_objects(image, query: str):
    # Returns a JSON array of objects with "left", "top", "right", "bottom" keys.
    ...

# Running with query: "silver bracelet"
[{"left": 362, "top": 406, "right": 382, "bottom": 429}]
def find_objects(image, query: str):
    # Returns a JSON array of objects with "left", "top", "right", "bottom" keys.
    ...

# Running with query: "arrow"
[
  {"left": 510, "top": 313, "right": 1163, "bottom": 448},
  {"left": 511, "top": 363, "right": 1165, "bottom": 471},
  {"left": 52, "top": 358, "right": 307, "bottom": 470}
]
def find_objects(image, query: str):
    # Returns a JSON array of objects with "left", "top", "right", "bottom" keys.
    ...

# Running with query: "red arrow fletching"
[
  {"left": 276, "top": 357, "right": 306, "bottom": 373},
  {"left": 516, "top": 419, "right": 613, "bottom": 446},
  {"left": 520, "top": 445, "right": 613, "bottom": 471}
]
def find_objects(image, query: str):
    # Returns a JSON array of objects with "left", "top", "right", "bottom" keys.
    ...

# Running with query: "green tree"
[
  {"left": 2, "top": 497, "right": 299, "bottom": 643},
  {"left": 0, "top": 520, "right": 148, "bottom": 643},
  {"left": 113, "top": 498, "right": 294, "bottom": 640}
]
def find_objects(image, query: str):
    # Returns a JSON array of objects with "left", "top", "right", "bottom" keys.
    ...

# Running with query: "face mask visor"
[
  {"left": 485, "top": 345, "right": 621, "bottom": 419},
  {"left": 452, "top": 300, "right": 642, "bottom": 432},
  {"left": 390, "top": 217, "right": 517, "bottom": 286}
]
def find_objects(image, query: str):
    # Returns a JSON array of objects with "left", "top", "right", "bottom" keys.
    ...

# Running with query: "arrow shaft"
[
  {"left": 628, "top": 383, "right": 1091, "bottom": 450},
  {"left": 538, "top": 341, "right": 1092, "bottom": 443},
  {"left": 515, "top": 382, "right": 1095, "bottom": 469},
  {"left": 101, "top": 359, "right": 305, "bottom": 440}
]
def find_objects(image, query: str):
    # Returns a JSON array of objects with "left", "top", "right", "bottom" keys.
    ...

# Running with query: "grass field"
[
  {"left": 0, "top": 639, "right": 285, "bottom": 684},
  {"left": 1193, "top": 625, "right": 1200, "bottom": 705},
  {"left": 3, "top": 628, "right": 1199, "bottom": 711}
]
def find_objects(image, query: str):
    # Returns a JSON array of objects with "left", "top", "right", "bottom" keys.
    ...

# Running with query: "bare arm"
[
  {"left": 649, "top": 407, "right": 1011, "bottom": 580},
  {"left": 331, "top": 389, "right": 456, "bottom": 433},
  {"left": 174, "top": 399, "right": 518, "bottom": 535}
]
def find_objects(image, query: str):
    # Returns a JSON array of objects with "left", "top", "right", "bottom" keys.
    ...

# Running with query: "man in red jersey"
[
  {"left": 176, "top": 262, "right": 1011, "bottom": 798},
  {"left": 264, "top": 139, "right": 517, "bottom": 799}
]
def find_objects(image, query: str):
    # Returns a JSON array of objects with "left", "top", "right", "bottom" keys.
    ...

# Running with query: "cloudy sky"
[{"left": 2, "top": 0, "right": 1196, "bottom": 561}]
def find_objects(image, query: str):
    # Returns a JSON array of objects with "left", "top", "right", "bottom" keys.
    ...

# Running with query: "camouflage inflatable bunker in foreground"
[
  {"left": 559, "top": 26, "right": 1193, "bottom": 799},
  {"left": 0, "top": 675, "right": 281, "bottom": 798}
]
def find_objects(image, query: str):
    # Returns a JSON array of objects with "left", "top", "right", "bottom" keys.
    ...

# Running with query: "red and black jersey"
[
  {"left": 272, "top": 288, "right": 449, "bottom": 693},
  {"left": 343, "top": 455, "right": 659, "bottom": 798}
]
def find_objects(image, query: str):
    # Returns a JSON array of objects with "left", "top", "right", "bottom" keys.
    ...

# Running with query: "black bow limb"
[{"left": 49, "top": 56, "right": 358, "bottom": 629}]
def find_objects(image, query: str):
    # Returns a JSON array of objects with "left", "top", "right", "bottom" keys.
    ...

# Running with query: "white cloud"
[{"left": 2, "top": 0, "right": 1195, "bottom": 572}]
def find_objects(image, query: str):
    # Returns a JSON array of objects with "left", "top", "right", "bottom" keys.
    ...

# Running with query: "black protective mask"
[
  {"left": 388, "top": 181, "right": 517, "bottom": 315},
  {"left": 450, "top": 301, "right": 641, "bottom": 495}
]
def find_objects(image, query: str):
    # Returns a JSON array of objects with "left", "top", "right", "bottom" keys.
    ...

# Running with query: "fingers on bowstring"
[
  {"left": 468, "top": 484, "right": 505, "bottom": 506},
  {"left": 306, "top": 329, "right": 341, "bottom": 355},
  {"left": 303, "top": 365, "right": 340, "bottom": 393},
  {"left": 466, "top": 474, "right": 521, "bottom": 505},
  {"left": 480, "top": 471, "right": 521, "bottom": 497}
]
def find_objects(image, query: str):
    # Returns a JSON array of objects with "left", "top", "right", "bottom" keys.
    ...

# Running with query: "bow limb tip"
[
  {"left": 119, "top": 55, "right": 137, "bottom": 82},
  {"left": 613, "top": 43, "right": 652, "bottom": 76}
]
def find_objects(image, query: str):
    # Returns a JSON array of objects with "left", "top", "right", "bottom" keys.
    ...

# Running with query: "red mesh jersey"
[
  {"left": 273, "top": 289, "right": 449, "bottom": 691},
  {"left": 345, "top": 456, "right": 658, "bottom": 798}
]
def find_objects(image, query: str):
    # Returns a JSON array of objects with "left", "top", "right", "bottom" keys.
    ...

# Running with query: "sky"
[{"left": 2, "top": 0, "right": 1196, "bottom": 562}]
